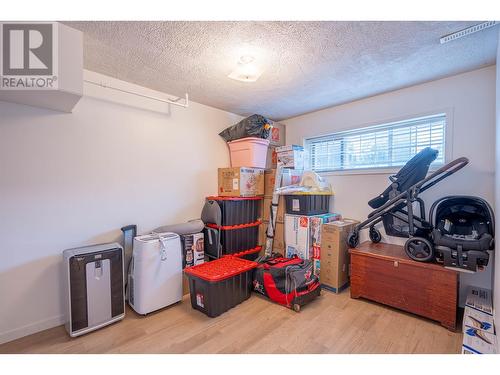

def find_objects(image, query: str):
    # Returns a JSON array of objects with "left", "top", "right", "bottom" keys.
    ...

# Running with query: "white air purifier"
[
  {"left": 128, "top": 232, "right": 183, "bottom": 315},
  {"left": 63, "top": 242, "right": 125, "bottom": 337}
]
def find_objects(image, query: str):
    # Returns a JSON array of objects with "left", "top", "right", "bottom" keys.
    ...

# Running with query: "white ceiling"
[{"left": 64, "top": 21, "right": 498, "bottom": 120}]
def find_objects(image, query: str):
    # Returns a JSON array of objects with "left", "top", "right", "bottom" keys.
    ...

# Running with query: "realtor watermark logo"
[{"left": 0, "top": 22, "right": 58, "bottom": 90}]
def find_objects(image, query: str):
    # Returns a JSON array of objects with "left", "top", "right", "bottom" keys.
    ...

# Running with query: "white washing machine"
[{"left": 128, "top": 232, "right": 183, "bottom": 315}]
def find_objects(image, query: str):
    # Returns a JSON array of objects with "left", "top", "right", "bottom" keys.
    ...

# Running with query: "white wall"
[
  {"left": 0, "top": 70, "right": 241, "bottom": 344},
  {"left": 494, "top": 31, "right": 500, "bottom": 330},
  {"left": 285, "top": 66, "right": 497, "bottom": 306}
]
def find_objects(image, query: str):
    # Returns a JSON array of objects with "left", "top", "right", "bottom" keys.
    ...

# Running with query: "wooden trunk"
[{"left": 350, "top": 241, "right": 458, "bottom": 331}]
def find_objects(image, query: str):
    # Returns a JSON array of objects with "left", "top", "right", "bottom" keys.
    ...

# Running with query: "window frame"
[{"left": 303, "top": 109, "right": 454, "bottom": 176}]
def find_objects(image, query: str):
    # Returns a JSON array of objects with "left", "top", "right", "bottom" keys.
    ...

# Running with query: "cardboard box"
[
  {"left": 465, "top": 286, "right": 493, "bottom": 316},
  {"left": 258, "top": 221, "right": 267, "bottom": 246},
  {"left": 463, "top": 306, "right": 495, "bottom": 335},
  {"left": 261, "top": 196, "right": 285, "bottom": 223},
  {"left": 462, "top": 329, "right": 498, "bottom": 354},
  {"left": 218, "top": 167, "right": 264, "bottom": 197},
  {"left": 182, "top": 274, "right": 190, "bottom": 296},
  {"left": 284, "top": 213, "right": 341, "bottom": 260},
  {"left": 181, "top": 233, "right": 205, "bottom": 268},
  {"left": 313, "top": 258, "right": 321, "bottom": 277},
  {"left": 276, "top": 145, "right": 305, "bottom": 169},
  {"left": 266, "top": 146, "right": 278, "bottom": 169},
  {"left": 266, "top": 121, "right": 286, "bottom": 146},
  {"left": 273, "top": 221, "right": 285, "bottom": 252},
  {"left": 311, "top": 213, "right": 342, "bottom": 258},
  {"left": 264, "top": 168, "right": 303, "bottom": 197},
  {"left": 260, "top": 220, "right": 285, "bottom": 254},
  {"left": 319, "top": 219, "right": 359, "bottom": 293}
]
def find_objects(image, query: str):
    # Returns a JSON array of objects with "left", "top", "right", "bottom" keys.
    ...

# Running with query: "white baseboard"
[{"left": 0, "top": 315, "right": 65, "bottom": 345}]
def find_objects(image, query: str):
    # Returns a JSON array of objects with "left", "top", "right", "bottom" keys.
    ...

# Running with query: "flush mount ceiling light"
[
  {"left": 440, "top": 21, "right": 498, "bottom": 44},
  {"left": 228, "top": 55, "right": 263, "bottom": 83}
]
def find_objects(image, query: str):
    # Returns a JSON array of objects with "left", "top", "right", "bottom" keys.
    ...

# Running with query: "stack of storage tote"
[{"left": 203, "top": 196, "right": 263, "bottom": 261}]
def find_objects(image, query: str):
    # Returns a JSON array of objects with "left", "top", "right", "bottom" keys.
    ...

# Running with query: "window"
[{"left": 305, "top": 113, "right": 446, "bottom": 172}]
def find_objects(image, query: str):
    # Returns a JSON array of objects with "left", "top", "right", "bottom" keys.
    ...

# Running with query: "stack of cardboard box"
[{"left": 462, "top": 286, "right": 498, "bottom": 354}]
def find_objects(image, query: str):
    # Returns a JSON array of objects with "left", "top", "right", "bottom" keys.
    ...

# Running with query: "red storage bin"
[{"left": 184, "top": 257, "right": 258, "bottom": 317}]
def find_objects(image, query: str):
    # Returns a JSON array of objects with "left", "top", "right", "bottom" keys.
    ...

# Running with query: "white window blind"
[{"left": 305, "top": 114, "right": 446, "bottom": 172}]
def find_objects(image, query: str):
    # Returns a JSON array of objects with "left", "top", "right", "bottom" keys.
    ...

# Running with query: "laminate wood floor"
[{"left": 0, "top": 289, "right": 463, "bottom": 354}]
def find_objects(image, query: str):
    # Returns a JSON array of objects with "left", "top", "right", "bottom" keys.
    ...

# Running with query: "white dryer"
[{"left": 128, "top": 232, "right": 183, "bottom": 315}]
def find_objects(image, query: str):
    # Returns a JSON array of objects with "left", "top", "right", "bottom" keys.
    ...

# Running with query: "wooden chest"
[{"left": 350, "top": 241, "right": 458, "bottom": 330}]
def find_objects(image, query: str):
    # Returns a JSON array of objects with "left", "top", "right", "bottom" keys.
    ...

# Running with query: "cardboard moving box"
[
  {"left": 259, "top": 220, "right": 285, "bottom": 255},
  {"left": 320, "top": 219, "right": 359, "bottom": 293},
  {"left": 261, "top": 196, "right": 285, "bottom": 223},
  {"left": 463, "top": 306, "right": 495, "bottom": 334},
  {"left": 465, "top": 286, "right": 493, "bottom": 316},
  {"left": 284, "top": 213, "right": 341, "bottom": 260},
  {"left": 266, "top": 146, "right": 278, "bottom": 169},
  {"left": 218, "top": 167, "right": 264, "bottom": 197},
  {"left": 276, "top": 145, "right": 305, "bottom": 169},
  {"left": 462, "top": 328, "right": 498, "bottom": 354},
  {"left": 266, "top": 121, "right": 286, "bottom": 146},
  {"left": 264, "top": 168, "right": 303, "bottom": 197}
]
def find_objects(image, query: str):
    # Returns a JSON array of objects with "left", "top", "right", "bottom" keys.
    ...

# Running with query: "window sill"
[
  {"left": 317, "top": 168, "right": 399, "bottom": 177},
  {"left": 316, "top": 165, "right": 443, "bottom": 177}
]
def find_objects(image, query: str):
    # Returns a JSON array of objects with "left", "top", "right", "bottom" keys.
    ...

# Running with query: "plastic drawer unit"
[
  {"left": 184, "top": 256, "right": 258, "bottom": 317},
  {"left": 284, "top": 194, "right": 331, "bottom": 216},
  {"left": 205, "top": 196, "right": 262, "bottom": 226}
]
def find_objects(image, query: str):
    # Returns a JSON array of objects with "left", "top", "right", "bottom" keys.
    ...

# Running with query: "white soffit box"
[{"left": 0, "top": 22, "right": 83, "bottom": 112}]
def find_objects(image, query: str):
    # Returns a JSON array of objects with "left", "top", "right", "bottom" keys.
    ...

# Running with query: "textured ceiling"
[{"left": 64, "top": 21, "right": 498, "bottom": 120}]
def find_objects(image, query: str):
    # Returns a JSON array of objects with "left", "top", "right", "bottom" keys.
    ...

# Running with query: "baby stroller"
[
  {"left": 430, "top": 196, "right": 494, "bottom": 271},
  {"left": 347, "top": 147, "right": 469, "bottom": 262}
]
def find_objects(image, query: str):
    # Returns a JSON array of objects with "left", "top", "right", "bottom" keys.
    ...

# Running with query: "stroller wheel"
[
  {"left": 404, "top": 237, "right": 434, "bottom": 262},
  {"left": 369, "top": 227, "right": 382, "bottom": 243},
  {"left": 347, "top": 231, "right": 360, "bottom": 248}
]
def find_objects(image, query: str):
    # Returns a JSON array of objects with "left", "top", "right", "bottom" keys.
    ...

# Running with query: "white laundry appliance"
[
  {"left": 128, "top": 232, "right": 183, "bottom": 315},
  {"left": 63, "top": 242, "right": 125, "bottom": 337}
]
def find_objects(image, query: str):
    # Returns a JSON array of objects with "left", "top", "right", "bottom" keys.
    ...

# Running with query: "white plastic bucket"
[{"left": 228, "top": 137, "right": 270, "bottom": 168}]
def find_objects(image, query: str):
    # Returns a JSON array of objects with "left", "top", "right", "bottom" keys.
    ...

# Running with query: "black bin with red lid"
[
  {"left": 205, "top": 196, "right": 262, "bottom": 226},
  {"left": 184, "top": 256, "right": 258, "bottom": 317}
]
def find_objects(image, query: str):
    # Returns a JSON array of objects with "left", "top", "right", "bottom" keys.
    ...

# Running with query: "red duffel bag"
[{"left": 252, "top": 254, "right": 321, "bottom": 311}]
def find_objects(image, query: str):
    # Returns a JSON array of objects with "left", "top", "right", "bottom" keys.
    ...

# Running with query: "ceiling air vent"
[{"left": 440, "top": 21, "right": 498, "bottom": 44}]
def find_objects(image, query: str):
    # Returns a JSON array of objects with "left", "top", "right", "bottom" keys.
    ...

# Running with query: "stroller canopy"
[{"left": 368, "top": 147, "right": 438, "bottom": 209}]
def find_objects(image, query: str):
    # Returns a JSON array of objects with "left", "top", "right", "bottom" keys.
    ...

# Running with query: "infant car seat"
[{"left": 430, "top": 196, "right": 495, "bottom": 271}]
